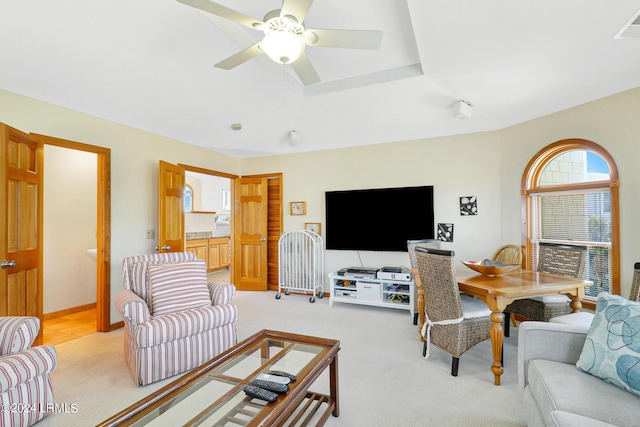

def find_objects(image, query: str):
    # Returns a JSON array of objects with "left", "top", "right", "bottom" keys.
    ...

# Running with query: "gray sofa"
[{"left": 518, "top": 322, "right": 639, "bottom": 427}]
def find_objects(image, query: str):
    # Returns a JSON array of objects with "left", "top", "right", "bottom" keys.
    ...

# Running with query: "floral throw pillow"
[{"left": 576, "top": 292, "right": 640, "bottom": 397}]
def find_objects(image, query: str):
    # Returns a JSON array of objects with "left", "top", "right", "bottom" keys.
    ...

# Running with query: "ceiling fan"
[{"left": 177, "top": 0, "right": 383, "bottom": 85}]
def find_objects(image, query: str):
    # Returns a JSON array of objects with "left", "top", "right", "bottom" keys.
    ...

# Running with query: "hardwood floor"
[
  {"left": 43, "top": 308, "right": 97, "bottom": 346},
  {"left": 41, "top": 269, "right": 229, "bottom": 347}
]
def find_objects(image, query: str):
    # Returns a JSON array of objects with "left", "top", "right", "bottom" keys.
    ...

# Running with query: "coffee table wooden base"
[{"left": 98, "top": 330, "right": 341, "bottom": 426}]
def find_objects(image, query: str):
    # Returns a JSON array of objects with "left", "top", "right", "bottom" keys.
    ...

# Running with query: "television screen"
[{"left": 325, "top": 186, "right": 434, "bottom": 252}]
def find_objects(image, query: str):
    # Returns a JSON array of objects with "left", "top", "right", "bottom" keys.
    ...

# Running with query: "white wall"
[{"left": 43, "top": 145, "right": 97, "bottom": 313}]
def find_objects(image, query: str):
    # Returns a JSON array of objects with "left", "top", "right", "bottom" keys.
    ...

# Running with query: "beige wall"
[
  {"left": 499, "top": 87, "right": 640, "bottom": 299},
  {"left": 243, "top": 87, "right": 640, "bottom": 300},
  {"left": 1, "top": 86, "right": 639, "bottom": 322},
  {"left": 0, "top": 90, "right": 241, "bottom": 322},
  {"left": 242, "top": 131, "right": 504, "bottom": 276}
]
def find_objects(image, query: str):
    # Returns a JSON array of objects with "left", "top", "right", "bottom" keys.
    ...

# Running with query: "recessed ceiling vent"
[{"left": 614, "top": 9, "right": 640, "bottom": 39}]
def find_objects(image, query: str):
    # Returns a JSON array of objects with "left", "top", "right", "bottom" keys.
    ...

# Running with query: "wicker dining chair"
[
  {"left": 492, "top": 244, "right": 522, "bottom": 265},
  {"left": 550, "top": 261, "right": 640, "bottom": 328},
  {"left": 407, "top": 239, "right": 442, "bottom": 325},
  {"left": 413, "top": 247, "right": 493, "bottom": 376},
  {"left": 504, "top": 242, "right": 587, "bottom": 337}
]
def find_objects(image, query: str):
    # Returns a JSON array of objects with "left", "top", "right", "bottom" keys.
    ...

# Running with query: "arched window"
[{"left": 522, "top": 139, "right": 620, "bottom": 306}]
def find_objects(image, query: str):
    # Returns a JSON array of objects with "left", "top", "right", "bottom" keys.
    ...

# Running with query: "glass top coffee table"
[{"left": 98, "top": 330, "right": 341, "bottom": 426}]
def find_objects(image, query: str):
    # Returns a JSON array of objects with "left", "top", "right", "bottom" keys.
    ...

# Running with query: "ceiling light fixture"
[{"left": 260, "top": 14, "right": 305, "bottom": 65}]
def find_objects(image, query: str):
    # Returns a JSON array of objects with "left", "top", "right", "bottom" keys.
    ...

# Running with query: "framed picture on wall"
[
  {"left": 304, "top": 222, "right": 321, "bottom": 235},
  {"left": 290, "top": 201, "right": 306, "bottom": 215}
]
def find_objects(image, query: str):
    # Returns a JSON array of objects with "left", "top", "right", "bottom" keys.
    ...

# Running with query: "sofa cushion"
[
  {"left": 527, "top": 359, "right": 638, "bottom": 427},
  {"left": 576, "top": 292, "right": 640, "bottom": 398},
  {"left": 148, "top": 260, "right": 211, "bottom": 316},
  {"left": 549, "top": 411, "right": 619, "bottom": 427}
]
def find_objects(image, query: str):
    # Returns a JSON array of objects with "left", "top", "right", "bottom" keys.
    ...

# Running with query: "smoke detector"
[{"left": 452, "top": 101, "right": 473, "bottom": 120}]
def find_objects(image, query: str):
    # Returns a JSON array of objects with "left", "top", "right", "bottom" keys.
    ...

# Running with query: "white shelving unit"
[{"left": 328, "top": 272, "right": 415, "bottom": 321}]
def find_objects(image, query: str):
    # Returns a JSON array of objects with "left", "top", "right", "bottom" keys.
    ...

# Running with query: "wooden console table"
[{"left": 98, "top": 330, "right": 340, "bottom": 426}]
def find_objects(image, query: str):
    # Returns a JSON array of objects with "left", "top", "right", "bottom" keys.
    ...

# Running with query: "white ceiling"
[{"left": 2, "top": 1, "right": 640, "bottom": 158}]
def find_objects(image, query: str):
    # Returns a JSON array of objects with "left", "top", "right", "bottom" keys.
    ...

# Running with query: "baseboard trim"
[
  {"left": 109, "top": 321, "right": 124, "bottom": 331},
  {"left": 44, "top": 302, "right": 96, "bottom": 320}
]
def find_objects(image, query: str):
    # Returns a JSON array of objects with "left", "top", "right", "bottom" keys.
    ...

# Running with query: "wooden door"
[
  {"left": 233, "top": 177, "right": 268, "bottom": 291},
  {"left": 0, "top": 124, "right": 43, "bottom": 341},
  {"left": 158, "top": 161, "right": 185, "bottom": 253}
]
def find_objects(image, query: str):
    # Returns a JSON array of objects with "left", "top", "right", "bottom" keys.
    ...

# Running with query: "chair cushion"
[
  {"left": 132, "top": 304, "right": 239, "bottom": 347},
  {"left": 527, "top": 294, "right": 571, "bottom": 303},
  {"left": 460, "top": 295, "right": 491, "bottom": 319},
  {"left": 148, "top": 260, "right": 211, "bottom": 316},
  {"left": 528, "top": 359, "right": 638, "bottom": 427},
  {"left": 576, "top": 292, "right": 640, "bottom": 398}
]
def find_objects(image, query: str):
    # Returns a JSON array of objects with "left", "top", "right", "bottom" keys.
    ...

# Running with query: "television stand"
[{"left": 328, "top": 272, "right": 416, "bottom": 324}]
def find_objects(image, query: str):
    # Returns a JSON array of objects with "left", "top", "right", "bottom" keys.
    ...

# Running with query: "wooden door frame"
[
  {"left": 179, "top": 164, "right": 239, "bottom": 282},
  {"left": 178, "top": 167, "right": 282, "bottom": 290},
  {"left": 33, "top": 134, "right": 111, "bottom": 332}
]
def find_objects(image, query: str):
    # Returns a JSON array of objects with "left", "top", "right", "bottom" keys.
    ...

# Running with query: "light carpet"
[{"left": 37, "top": 290, "right": 526, "bottom": 426}]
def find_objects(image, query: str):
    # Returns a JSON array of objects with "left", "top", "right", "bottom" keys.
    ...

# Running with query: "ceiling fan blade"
[
  {"left": 177, "top": 0, "right": 263, "bottom": 30},
  {"left": 280, "top": 0, "right": 314, "bottom": 23},
  {"left": 291, "top": 51, "right": 320, "bottom": 86},
  {"left": 214, "top": 43, "right": 263, "bottom": 70},
  {"left": 304, "top": 28, "right": 383, "bottom": 50}
]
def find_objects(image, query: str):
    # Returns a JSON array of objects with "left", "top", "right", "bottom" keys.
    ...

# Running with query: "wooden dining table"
[{"left": 417, "top": 267, "right": 593, "bottom": 386}]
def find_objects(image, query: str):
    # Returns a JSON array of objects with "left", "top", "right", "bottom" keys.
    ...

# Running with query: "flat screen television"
[{"left": 325, "top": 185, "right": 434, "bottom": 252}]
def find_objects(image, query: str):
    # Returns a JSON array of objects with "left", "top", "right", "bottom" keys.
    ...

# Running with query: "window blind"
[{"left": 530, "top": 189, "right": 611, "bottom": 298}]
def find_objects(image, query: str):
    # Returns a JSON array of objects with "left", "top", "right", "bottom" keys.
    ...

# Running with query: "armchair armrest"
[
  {"left": 0, "top": 317, "right": 39, "bottom": 355},
  {"left": 208, "top": 282, "right": 236, "bottom": 306},
  {"left": 0, "top": 346, "right": 57, "bottom": 393},
  {"left": 518, "top": 321, "right": 588, "bottom": 392},
  {"left": 116, "top": 289, "right": 151, "bottom": 327}
]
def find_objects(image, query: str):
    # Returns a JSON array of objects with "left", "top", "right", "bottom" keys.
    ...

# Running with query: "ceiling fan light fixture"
[{"left": 261, "top": 30, "right": 305, "bottom": 64}]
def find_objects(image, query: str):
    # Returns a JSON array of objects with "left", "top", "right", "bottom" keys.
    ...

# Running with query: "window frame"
[{"left": 521, "top": 139, "right": 620, "bottom": 309}]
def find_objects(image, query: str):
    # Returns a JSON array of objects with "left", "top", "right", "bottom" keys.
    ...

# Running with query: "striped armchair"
[
  {"left": 116, "top": 252, "right": 238, "bottom": 385},
  {"left": 0, "top": 317, "right": 58, "bottom": 427}
]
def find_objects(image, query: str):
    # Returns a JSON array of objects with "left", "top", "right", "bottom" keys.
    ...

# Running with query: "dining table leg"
[
  {"left": 489, "top": 310, "right": 505, "bottom": 385},
  {"left": 569, "top": 295, "right": 583, "bottom": 312}
]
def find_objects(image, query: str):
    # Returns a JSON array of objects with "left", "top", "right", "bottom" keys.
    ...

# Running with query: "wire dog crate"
[{"left": 277, "top": 230, "right": 324, "bottom": 303}]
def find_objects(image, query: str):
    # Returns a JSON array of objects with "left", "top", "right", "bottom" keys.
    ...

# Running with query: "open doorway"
[
  {"left": 184, "top": 169, "right": 232, "bottom": 283},
  {"left": 177, "top": 166, "right": 283, "bottom": 291},
  {"left": 36, "top": 134, "right": 111, "bottom": 345},
  {"left": 41, "top": 145, "right": 97, "bottom": 345}
]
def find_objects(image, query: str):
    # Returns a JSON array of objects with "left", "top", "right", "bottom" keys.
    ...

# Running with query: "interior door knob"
[
  {"left": 1, "top": 260, "right": 16, "bottom": 269},
  {"left": 260, "top": 238, "right": 267, "bottom": 242},
  {"left": 162, "top": 245, "right": 171, "bottom": 250}
]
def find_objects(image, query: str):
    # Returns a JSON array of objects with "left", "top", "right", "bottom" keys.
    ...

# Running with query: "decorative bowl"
[{"left": 462, "top": 259, "right": 520, "bottom": 276}]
